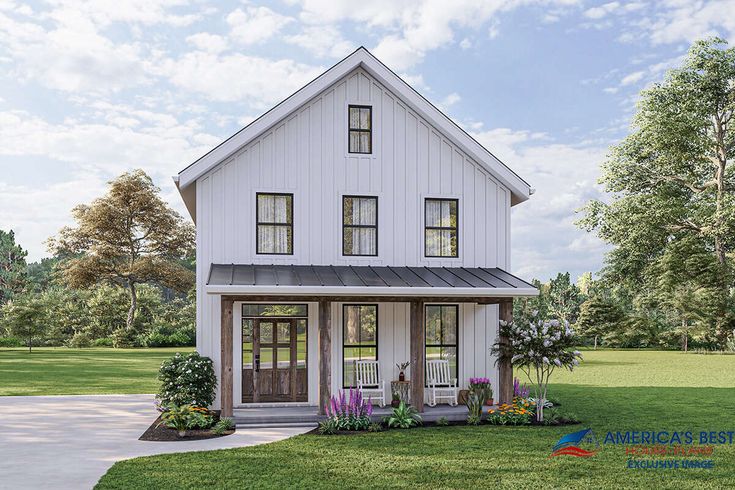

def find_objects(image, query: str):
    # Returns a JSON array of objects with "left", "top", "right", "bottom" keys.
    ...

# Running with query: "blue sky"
[{"left": 1, "top": 0, "right": 733, "bottom": 281}]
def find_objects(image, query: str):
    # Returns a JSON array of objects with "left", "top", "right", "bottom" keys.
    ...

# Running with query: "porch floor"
[{"left": 233, "top": 404, "right": 473, "bottom": 428}]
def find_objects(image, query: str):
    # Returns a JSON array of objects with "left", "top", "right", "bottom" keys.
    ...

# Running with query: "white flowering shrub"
[
  {"left": 157, "top": 352, "right": 217, "bottom": 408},
  {"left": 492, "top": 312, "right": 582, "bottom": 422}
]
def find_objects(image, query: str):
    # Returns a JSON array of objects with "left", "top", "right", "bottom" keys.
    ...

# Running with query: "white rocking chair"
[
  {"left": 426, "top": 359, "right": 458, "bottom": 407},
  {"left": 355, "top": 360, "right": 386, "bottom": 407}
]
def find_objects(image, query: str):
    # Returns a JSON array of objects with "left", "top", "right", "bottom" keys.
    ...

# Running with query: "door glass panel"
[
  {"left": 260, "top": 322, "right": 273, "bottom": 344},
  {"left": 277, "top": 348, "right": 291, "bottom": 369},
  {"left": 260, "top": 348, "right": 273, "bottom": 370},
  {"left": 277, "top": 322, "right": 290, "bottom": 343},
  {"left": 243, "top": 319, "right": 253, "bottom": 369},
  {"left": 296, "top": 319, "right": 307, "bottom": 368}
]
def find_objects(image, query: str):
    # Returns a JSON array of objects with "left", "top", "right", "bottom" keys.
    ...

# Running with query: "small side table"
[{"left": 390, "top": 380, "right": 412, "bottom": 405}]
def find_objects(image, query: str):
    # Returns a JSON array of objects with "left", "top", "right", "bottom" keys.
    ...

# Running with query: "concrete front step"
[{"left": 236, "top": 422, "right": 318, "bottom": 429}]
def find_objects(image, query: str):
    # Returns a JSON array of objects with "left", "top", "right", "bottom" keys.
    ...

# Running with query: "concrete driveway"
[{"left": 0, "top": 394, "right": 310, "bottom": 490}]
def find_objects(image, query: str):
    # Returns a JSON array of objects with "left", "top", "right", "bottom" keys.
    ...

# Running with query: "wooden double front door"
[{"left": 242, "top": 318, "right": 307, "bottom": 402}]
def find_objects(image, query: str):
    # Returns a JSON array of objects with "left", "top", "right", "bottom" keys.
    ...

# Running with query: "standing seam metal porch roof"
[{"left": 208, "top": 264, "right": 535, "bottom": 291}]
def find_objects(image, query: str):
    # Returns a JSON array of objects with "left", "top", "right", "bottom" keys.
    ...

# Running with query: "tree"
[
  {"left": 48, "top": 170, "right": 195, "bottom": 331},
  {"left": 580, "top": 38, "right": 735, "bottom": 345},
  {"left": 0, "top": 229, "right": 28, "bottom": 303},
  {"left": 492, "top": 313, "right": 582, "bottom": 422},
  {"left": 0, "top": 293, "right": 47, "bottom": 352},
  {"left": 546, "top": 272, "right": 584, "bottom": 324},
  {"left": 576, "top": 294, "right": 625, "bottom": 349},
  {"left": 25, "top": 257, "right": 60, "bottom": 292}
]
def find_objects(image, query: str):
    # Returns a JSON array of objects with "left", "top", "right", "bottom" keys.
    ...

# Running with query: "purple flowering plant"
[
  {"left": 468, "top": 377, "right": 492, "bottom": 400},
  {"left": 324, "top": 388, "right": 373, "bottom": 431},
  {"left": 513, "top": 377, "right": 530, "bottom": 398}
]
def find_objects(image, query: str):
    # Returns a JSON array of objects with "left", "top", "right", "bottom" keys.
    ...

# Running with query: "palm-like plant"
[{"left": 386, "top": 401, "right": 422, "bottom": 429}]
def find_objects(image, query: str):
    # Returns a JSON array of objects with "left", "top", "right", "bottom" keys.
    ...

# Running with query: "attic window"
[{"left": 348, "top": 105, "right": 372, "bottom": 154}]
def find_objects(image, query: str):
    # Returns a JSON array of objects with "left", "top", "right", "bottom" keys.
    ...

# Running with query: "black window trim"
[
  {"left": 424, "top": 304, "right": 459, "bottom": 387},
  {"left": 256, "top": 192, "right": 294, "bottom": 255},
  {"left": 424, "top": 197, "right": 459, "bottom": 258},
  {"left": 342, "top": 195, "right": 378, "bottom": 257},
  {"left": 342, "top": 303, "right": 379, "bottom": 389},
  {"left": 348, "top": 104, "right": 372, "bottom": 154}
]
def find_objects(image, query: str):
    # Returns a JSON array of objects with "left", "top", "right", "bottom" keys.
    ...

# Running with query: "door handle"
[{"left": 255, "top": 354, "right": 260, "bottom": 372}]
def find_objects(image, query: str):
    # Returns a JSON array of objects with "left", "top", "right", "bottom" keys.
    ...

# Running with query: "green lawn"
[
  {"left": 0, "top": 347, "right": 193, "bottom": 395},
  {"left": 96, "top": 350, "right": 735, "bottom": 489}
]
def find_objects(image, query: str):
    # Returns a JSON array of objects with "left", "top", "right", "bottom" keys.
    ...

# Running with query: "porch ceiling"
[{"left": 206, "top": 264, "right": 538, "bottom": 299}]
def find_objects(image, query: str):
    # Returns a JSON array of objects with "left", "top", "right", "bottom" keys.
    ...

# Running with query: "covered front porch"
[{"left": 209, "top": 264, "right": 538, "bottom": 419}]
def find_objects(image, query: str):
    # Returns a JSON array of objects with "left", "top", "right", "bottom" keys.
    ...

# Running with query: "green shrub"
[
  {"left": 156, "top": 352, "right": 216, "bottom": 408},
  {"left": 187, "top": 407, "right": 215, "bottom": 429},
  {"left": 212, "top": 417, "right": 235, "bottom": 435},
  {"left": 467, "top": 414, "right": 482, "bottom": 426},
  {"left": 111, "top": 328, "right": 137, "bottom": 348},
  {"left": 68, "top": 331, "right": 92, "bottom": 348},
  {"left": 367, "top": 422, "right": 383, "bottom": 432},
  {"left": 138, "top": 323, "right": 195, "bottom": 347},
  {"left": 436, "top": 416, "right": 449, "bottom": 426},
  {"left": 385, "top": 402, "right": 422, "bottom": 429},
  {"left": 318, "top": 418, "right": 338, "bottom": 435},
  {"left": 0, "top": 336, "right": 22, "bottom": 347},
  {"left": 158, "top": 404, "right": 198, "bottom": 436},
  {"left": 92, "top": 337, "right": 113, "bottom": 347}
]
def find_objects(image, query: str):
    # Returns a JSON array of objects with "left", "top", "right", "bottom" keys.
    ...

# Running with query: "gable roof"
[{"left": 175, "top": 46, "right": 532, "bottom": 220}]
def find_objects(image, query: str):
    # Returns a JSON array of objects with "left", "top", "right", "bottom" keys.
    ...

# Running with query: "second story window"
[
  {"left": 425, "top": 198, "right": 458, "bottom": 257},
  {"left": 348, "top": 105, "right": 371, "bottom": 154},
  {"left": 256, "top": 193, "right": 293, "bottom": 255},
  {"left": 343, "top": 196, "right": 377, "bottom": 256}
]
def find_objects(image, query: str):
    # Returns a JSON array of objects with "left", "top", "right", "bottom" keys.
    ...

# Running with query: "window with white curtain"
[
  {"left": 425, "top": 198, "right": 458, "bottom": 257},
  {"left": 348, "top": 105, "right": 371, "bottom": 153},
  {"left": 256, "top": 193, "right": 293, "bottom": 255},
  {"left": 342, "top": 196, "right": 378, "bottom": 256}
]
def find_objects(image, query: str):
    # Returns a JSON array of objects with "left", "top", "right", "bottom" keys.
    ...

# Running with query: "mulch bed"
[
  {"left": 306, "top": 417, "right": 580, "bottom": 436},
  {"left": 139, "top": 415, "right": 235, "bottom": 442}
]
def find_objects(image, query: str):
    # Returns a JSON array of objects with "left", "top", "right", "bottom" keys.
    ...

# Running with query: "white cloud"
[
  {"left": 290, "top": 0, "right": 579, "bottom": 70},
  {"left": 459, "top": 37, "right": 472, "bottom": 49},
  {"left": 0, "top": 6, "right": 153, "bottom": 93},
  {"left": 603, "top": 86, "right": 619, "bottom": 94},
  {"left": 226, "top": 6, "right": 293, "bottom": 45},
  {"left": 0, "top": 108, "right": 215, "bottom": 177},
  {"left": 584, "top": 2, "right": 620, "bottom": 20},
  {"left": 643, "top": 0, "right": 735, "bottom": 45},
  {"left": 620, "top": 70, "right": 645, "bottom": 85},
  {"left": 186, "top": 33, "right": 228, "bottom": 53},
  {"left": 471, "top": 127, "right": 609, "bottom": 280},
  {"left": 440, "top": 92, "right": 461, "bottom": 109},
  {"left": 285, "top": 25, "right": 354, "bottom": 58},
  {"left": 154, "top": 51, "right": 322, "bottom": 108},
  {"left": 0, "top": 172, "right": 107, "bottom": 261}
]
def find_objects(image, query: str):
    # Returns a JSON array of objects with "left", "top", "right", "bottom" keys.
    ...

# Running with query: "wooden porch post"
[
  {"left": 318, "top": 299, "right": 332, "bottom": 415},
  {"left": 220, "top": 296, "right": 234, "bottom": 418},
  {"left": 409, "top": 300, "right": 425, "bottom": 412},
  {"left": 498, "top": 299, "right": 513, "bottom": 405}
]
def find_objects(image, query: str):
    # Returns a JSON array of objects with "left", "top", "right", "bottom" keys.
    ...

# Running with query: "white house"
[{"left": 175, "top": 47, "right": 537, "bottom": 418}]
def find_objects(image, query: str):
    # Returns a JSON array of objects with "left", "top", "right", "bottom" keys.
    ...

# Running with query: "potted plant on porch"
[
  {"left": 395, "top": 361, "right": 410, "bottom": 382},
  {"left": 469, "top": 377, "right": 493, "bottom": 406}
]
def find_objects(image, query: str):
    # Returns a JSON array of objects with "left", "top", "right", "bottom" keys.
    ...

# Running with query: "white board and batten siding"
[{"left": 195, "top": 68, "right": 511, "bottom": 407}]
